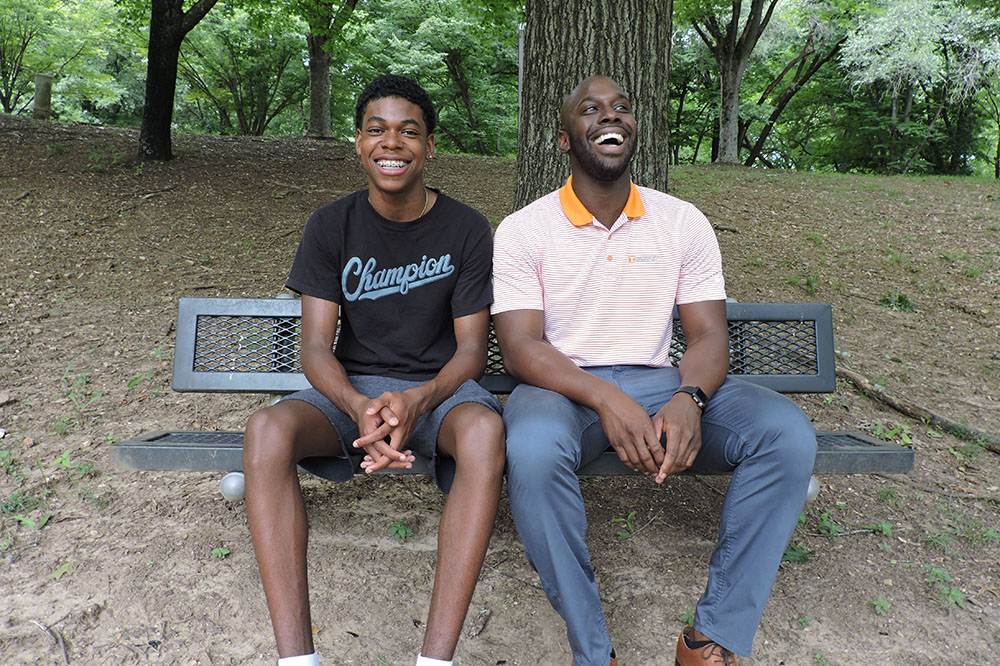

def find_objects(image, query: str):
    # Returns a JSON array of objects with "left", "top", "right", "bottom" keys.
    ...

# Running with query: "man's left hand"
[
  {"left": 652, "top": 395, "right": 703, "bottom": 483},
  {"left": 354, "top": 390, "right": 423, "bottom": 472}
]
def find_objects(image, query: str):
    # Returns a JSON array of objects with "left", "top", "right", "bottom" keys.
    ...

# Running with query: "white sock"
[
  {"left": 277, "top": 653, "right": 319, "bottom": 666},
  {"left": 415, "top": 655, "right": 453, "bottom": 666}
]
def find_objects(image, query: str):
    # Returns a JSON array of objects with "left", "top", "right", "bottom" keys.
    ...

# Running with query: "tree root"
[{"left": 835, "top": 366, "right": 1000, "bottom": 454}]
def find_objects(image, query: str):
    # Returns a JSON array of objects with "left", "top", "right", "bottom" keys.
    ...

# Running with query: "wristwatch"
[{"left": 674, "top": 385, "right": 708, "bottom": 411}]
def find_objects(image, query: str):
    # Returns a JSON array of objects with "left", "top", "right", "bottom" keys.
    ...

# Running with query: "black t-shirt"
[{"left": 286, "top": 189, "right": 493, "bottom": 380}]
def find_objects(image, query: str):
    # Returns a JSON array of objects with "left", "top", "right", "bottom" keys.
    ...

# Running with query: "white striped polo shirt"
[{"left": 491, "top": 176, "right": 726, "bottom": 368}]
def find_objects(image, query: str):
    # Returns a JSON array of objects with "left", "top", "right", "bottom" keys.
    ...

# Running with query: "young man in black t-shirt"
[{"left": 242, "top": 74, "right": 504, "bottom": 666}]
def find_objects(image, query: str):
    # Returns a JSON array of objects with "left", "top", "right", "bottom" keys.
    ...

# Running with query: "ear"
[
  {"left": 557, "top": 129, "right": 570, "bottom": 155},
  {"left": 426, "top": 133, "right": 435, "bottom": 157},
  {"left": 355, "top": 129, "right": 362, "bottom": 156}
]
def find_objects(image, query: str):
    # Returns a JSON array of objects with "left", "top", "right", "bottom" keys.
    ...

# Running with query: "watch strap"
[{"left": 674, "top": 385, "right": 708, "bottom": 410}]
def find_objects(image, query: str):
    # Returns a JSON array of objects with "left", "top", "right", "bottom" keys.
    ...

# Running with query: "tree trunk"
[
  {"left": 691, "top": 0, "right": 779, "bottom": 165},
  {"left": 139, "top": 0, "right": 220, "bottom": 161},
  {"left": 717, "top": 60, "right": 743, "bottom": 163},
  {"left": 515, "top": 0, "right": 673, "bottom": 209},
  {"left": 306, "top": 32, "right": 332, "bottom": 137},
  {"left": 445, "top": 51, "right": 486, "bottom": 155}
]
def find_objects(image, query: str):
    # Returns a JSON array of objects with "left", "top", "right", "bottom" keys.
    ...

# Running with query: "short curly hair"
[{"left": 354, "top": 74, "right": 436, "bottom": 136}]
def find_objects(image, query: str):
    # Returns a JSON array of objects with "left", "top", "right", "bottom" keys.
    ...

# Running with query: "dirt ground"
[{"left": 1, "top": 114, "right": 999, "bottom": 666}]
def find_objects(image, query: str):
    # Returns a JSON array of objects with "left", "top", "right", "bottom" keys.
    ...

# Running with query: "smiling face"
[
  {"left": 355, "top": 95, "right": 434, "bottom": 198},
  {"left": 558, "top": 76, "right": 637, "bottom": 182}
]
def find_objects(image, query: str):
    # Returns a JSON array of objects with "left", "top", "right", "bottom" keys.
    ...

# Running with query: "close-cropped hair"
[{"left": 354, "top": 74, "right": 437, "bottom": 136}]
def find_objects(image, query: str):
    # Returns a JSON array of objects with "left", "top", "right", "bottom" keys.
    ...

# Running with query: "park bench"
[{"left": 111, "top": 296, "right": 914, "bottom": 495}]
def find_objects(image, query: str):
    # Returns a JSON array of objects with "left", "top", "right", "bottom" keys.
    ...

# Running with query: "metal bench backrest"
[{"left": 173, "top": 297, "right": 835, "bottom": 395}]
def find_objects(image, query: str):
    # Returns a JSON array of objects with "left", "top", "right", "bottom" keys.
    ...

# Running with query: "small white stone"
[
  {"left": 805, "top": 476, "right": 820, "bottom": 503},
  {"left": 219, "top": 472, "right": 245, "bottom": 501}
]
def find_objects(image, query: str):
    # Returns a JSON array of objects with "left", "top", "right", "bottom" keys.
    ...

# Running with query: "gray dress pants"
[{"left": 503, "top": 365, "right": 816, "bottom": 665}]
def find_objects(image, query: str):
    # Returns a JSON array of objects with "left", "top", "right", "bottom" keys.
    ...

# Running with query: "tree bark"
[
  {"left": 303, "top": 1, "right": 358, "bottom": 138},
  {"left": 139, "top": 0, "right": 220, "bottom": 161},
  {"left": 306, "top": 32, "right": 332, "bottom": 137},
  {"left": 515, "top": 0, "right": 673, "bottom": 209}
]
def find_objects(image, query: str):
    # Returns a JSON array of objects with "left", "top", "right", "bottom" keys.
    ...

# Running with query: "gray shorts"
[{"left": 280, "top": 375, "right": 501, "bottom": 493}]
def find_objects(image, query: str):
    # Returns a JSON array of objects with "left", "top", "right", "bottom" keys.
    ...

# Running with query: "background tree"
[
  {"left": 840, "top": 0, "right": 1000, "bottom": 174},
  {"left": 294, "top": 0, "right": 358, "bottom": 138},
  {"left": 135, "top": 0, "right": 220, "bottom": 160},
  {"left": 334, "top": 0, "right": 519, "bottom": 154},
  {"left": 1, "top": 0, "right": 125, "bottom": 117},
  {"left": 678, "top": 0, "right": 779, "bottom": 164},
  {"left": 669, "top": 29, "right": 718, "bottom": 165},
  {"left": 178, "top": 3, "right": 309, "bottom": 136},
  {"left": 739, "top": 0, "right": 848, "bottom": 167},
  {"left": 516, "top": 0, "right": 673, "bottom": 208},
  {"left": 0, "top": 0, "right": 48, "bottom": 113}
]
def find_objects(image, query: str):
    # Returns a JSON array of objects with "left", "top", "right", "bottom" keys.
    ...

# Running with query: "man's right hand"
[
  {"left": 595, "top": 387, "right": 664, "bottom": 474},
  {"left": 350, "top": 395, "right": 415, "bottom": 473}
]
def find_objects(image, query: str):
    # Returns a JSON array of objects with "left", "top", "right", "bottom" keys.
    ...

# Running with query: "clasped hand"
[
  {"left": 351, "top": 390, "right": 422, "bottom": 473},
  {"left": 597, "top": 389, "right": 703, "bottom": 484}
]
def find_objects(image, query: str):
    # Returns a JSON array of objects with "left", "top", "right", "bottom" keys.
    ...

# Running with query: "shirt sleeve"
[
  {"left": 491, "top": 215, "right": 544, "bottom": 315},
  {"left": 285, "top": 208, "right": 343, "bottom": 304},
  {"left": 450, "top": 214, "right": 494, "bottom": 318},
  {"left": 675, "top": 203, "right": 727, "bottom": 305}
]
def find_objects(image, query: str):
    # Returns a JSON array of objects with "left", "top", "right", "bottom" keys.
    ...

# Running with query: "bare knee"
[
  {"left": 243, "top": 405, "right": 299, "bottom": 474},
  {"left": 451, "top": 410, "right": 505, "bottom": 480}
]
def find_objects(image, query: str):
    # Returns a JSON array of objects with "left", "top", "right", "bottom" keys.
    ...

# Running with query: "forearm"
[
  {"left": 502, "top": 335, "right": 620, "bottom": 412},
  {"left": 404, "top": 345, "right": 486, "bottom": 415},
  {"left": 301, "top": 345, "right": 367, "bottom": 419},
  {"left": 675, "top": 329, "right": 729, "bottom": 398}
]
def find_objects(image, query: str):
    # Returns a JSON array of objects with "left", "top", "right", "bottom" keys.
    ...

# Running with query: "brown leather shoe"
[{"left": 675, "top": 625, "right": 737, "bottom": 666}]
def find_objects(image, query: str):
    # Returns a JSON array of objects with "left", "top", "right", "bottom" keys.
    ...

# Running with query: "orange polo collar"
[{"left": 558, "top": 175, "right": 646, "bottom": 227}]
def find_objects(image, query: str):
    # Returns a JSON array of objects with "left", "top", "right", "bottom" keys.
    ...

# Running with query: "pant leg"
[
  {"left": 503, "top": 382, "right": 614, "bottom": 666},
  {"left": 687, "top": 377, "right": 817, "bottom": 656},
  {"left": 613, "top": 367, "right": 815, "bottom": 656}
]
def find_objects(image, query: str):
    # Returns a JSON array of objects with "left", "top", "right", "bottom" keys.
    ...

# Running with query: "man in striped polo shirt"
[{"left": 492, "top": 75, "right": 817, "bottom": 666}]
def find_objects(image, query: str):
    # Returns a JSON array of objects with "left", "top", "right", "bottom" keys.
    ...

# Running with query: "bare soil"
[{"left": 1, "top": 114, "right": 999, "bottom": 666}]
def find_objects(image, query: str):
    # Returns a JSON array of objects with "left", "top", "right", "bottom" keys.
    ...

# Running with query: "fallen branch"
[
  {"left": 875, "top": 473, "right": 999, "bottom": 504},
  {"left": 835, "top": 365, "right": 1000, "bottom": 454}
]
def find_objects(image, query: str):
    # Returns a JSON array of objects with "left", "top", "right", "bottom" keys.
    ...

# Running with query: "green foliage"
[
  {"left": 211, "top": 547, "right": 231, "bottom": 559},
  {"left": 611, "top": 510, "right": 638, "bottom": 541},
  {"left": 877, "top": 486, "right": 902, "bottom": 508},
  {"left": 0, "top": 0, "right": 138, "bottom": 120},
  {"left": 817, "top": 511, "right": 845, "bottom": 539},
  {"left": 924, "top": 564, "right": 966, "bottom": 609},
  {"left": 862, "top": 521, "right": 893, "bottom": 536},
  {"left": 872, "top": 420, "right": 912, "bottom": 445},
  {"left": 676, "top": 606, "right": 696, "bottom": 625},
  {"left": 1, "top": 490, "right": 44, "bottom": 514},
  {"left": 51, "top": 560, "right": 74, "bottom": 580},
  {"left": 332, "top": 0, "right": 520, "bottom": 155},
  {"left": 177, "top": 2, "right": 310, "bottom": 136},
  {"left": 388, "top": 521, "right": 412, "bottom": 542},
  {"left": 878, "top": 293, "right": 916, "bottom": 311},
  {"left": 870, "top": 595, "right": 890, "bottom": 616},
  {"left": 782, "top": 542, "right": 814, "bottom": 563}
]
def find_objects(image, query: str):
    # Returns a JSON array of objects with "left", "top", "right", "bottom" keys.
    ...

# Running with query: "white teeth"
[
  {"left": 594, "top": 133, "right": 624, "bottom": 146},
  {"left": 378, "top": 160, "right": 406, "bottom": 168}
]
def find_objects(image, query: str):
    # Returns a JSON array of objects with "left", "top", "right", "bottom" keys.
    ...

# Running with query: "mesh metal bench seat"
[{"left": 111, "top": 297, "right": 914, "bottom": 477}]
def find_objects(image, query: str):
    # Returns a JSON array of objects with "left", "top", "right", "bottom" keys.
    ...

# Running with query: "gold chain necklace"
[
  {"left": 418, "top": 187, "right": 430, "bottom": 217},
  {"left": 368, "top": 187, "right": 429, "bottom": 220}
]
